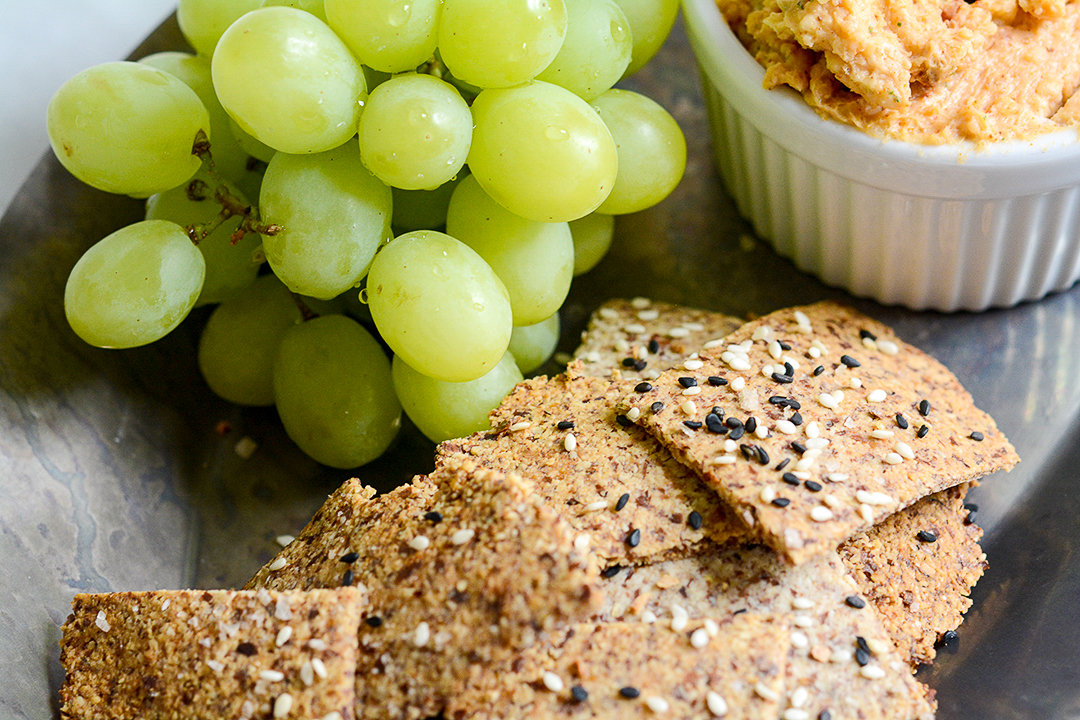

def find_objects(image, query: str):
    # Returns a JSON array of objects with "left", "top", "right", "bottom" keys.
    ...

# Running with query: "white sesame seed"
[
  {"left": 680, "top": 400, "right": 697, "bottom": 415},
  {"left": 884, "top": 452, "right": 904, "bottom": 465},
  {"left": 860, "top": 504, "right": 876, "bottom": 523},
  {"left": 805, "top": 438, "right": 829, "bottom": 450},
  {"left": 564, "top": 434, "right": 578, "bottom": 452},
  {"left": 685, "top": 322, "right": 706, "bottom": 332},
  {"left": 731, "top": 377, "right": 746, "bottom": 391},
  {"left": 755, "top": 425, "right": 769, "bottom": 439},
  {"left": 791, "top": 471, "right": 810, "bottom": 480},
  {"left": 707, "top": 690, "right": 729, "bottom": 716},
  {"left": 848, "top": 376, "right": 863, "bottom": 389},
  {"left": 641, "top": 610, "right": 657, "bottom": 623},
  {"left": 867, "top": 389, "right": 887, "bottom": 402},
  {"left": 877, "top": 340, "right": 899, "bottom": 355},
  {"left": 810, "top": 506, "right": 834, "bottom": 522},
  {"left": 793, "top": 615, "right": 813, "bottom": 628},
  {"left": 413, "top": 622, "right": 430, "bottom": 647},
  {"left": 831, "top": 389, "right": 845, "bottom": 402},
  {"left": 671, "top": 604, "right": 689, "bottom": 632},
  {"left": 624, "top": 323, "right": 647, "bottom": 334},
  {"left": 409, "top": 535, "right": 430, "bottom": 551},
  {"left": 95, "top": 611, "right": 110, "bottom": 632},
  {"left": 791, "top": 687, "right": 809, "bottom": 708},
  {"left": 585, "top": 500, "right": 608, "bottom": 511},
  {"left": 794, "top": 310, "right": 811, "bottom": 329},
  {"left": 669, "top": 327, "right": 691, "bottom": 338},
  {"left": 273, "top": 693, "right": 293, "bottom": 718},
  {"left": 805, "top": 421, "right": 820, "bottom": 438},
  {"left": 755, "top": 682, "right": 781, "bottom": 702},
  {"left": 895, "top": 441, "right": 915, "bottom": 460},
  {"left": 827, "top": 473, "right": 849, "bottom": 482},
  {"left": 703, "top": 339, "right": 725, "bottom": 349},
  {"left": 275, "top": 627, "right": 293, "bottom": 647},
  {"left": 300, "top": 661, "right": 315, "bottom": 686},
  {"left": 644, "top": 369, "right": 661, "bottom": 380},
  {"left": 451, "top": 528, "right": 475, "bottom": 545},
  {"left": 792, "top": 597, "right": 814, "bottom": 610},
  {"left": 808, "top": 346, "right": 821, "bottom": 359},
  {"left": 823, "top": 494, "right": 843, "bottom": 509},
  {"left": 276, "top": 535, "right": 295, "bottom": 547},
  {"left": 768, "top": 340, "right": 783, "bottom": 359},
  {"left": 260, "top": 669, "right": 285, "bottom": 682},
  {"left": 860, "top": 665, "right": 887, "bottom": 680},
  {"left": 308, "top": 638, "right": 327, "bottom": 651},
  {"left": 574, "top": 534, "right": 591, "bottom": 551},
  {"left": 862, "top": 336, "right": 878, "bottom": 350},
  {"left": 684, "top": 359, "right": 704, "bottom": 370},
  {"left": 728, "top": 358, "right": 752, "bottom": 372},
  {"left": 870, "top": 429, "right": 894, "bottom": 439},
  {"left": 782, "top": 356, "right": 800, "bottom": 370},
  {"left": 691, "top": 628, "right": 710, "bottom": 648},
  {"left": 761, "top": 364, "right": 775, "bottom": 378},
  {"left": 311, "top": 657, "right": 328, "bottom": 679},
  {"left": 631, "top": 297, "right": 651, "bottom": 309},
  {"left": 760, "top": 486, "right": 777, "bottom": 504},
  {"left": 599, "top": 307, "right": 620, "bottom": 319},
  {"left": 626, "top": 406, "right": 641, "bottom": 421},
  {"left": 712, "top": 455, "right": 738, "bottom": 465},
  {"left": 722, "top": 439, "right": 738, "bottom": 453},
  {"left": 705, "top": 618, "right": 720, "bottom": 636},
  {"left": 682, "top": 386, "right": 702, "bottom": 396},
  {"left": 510, "top": 421, "right": 531, "bottom": 432},
  {"left": 542, "top": 670, "right": 564, "bottom": 692},
  {"left": 645, "top": 696, "right": 670, "bottom": 713},
  {"left": 637, "top": 309, "right": 660, "bottom": 321},
  {"left": 790, "top": 631, "right": 808, "bottom": 648},
  {"left": 783, "top": 709, "right": 810, "bottom": 720},
  {"left": 817, "top": 393, "right": 839, "bottom": 409},
  {"left": 752, "top": 326, "right": 772, "bottom": 341},
  {"left": 856, "top": 491, "right": 894, "bottom": 506},
  {"left": 323, "top": 713, "right": 343, "bottom": 720},
  {"left": 794, "top": 457, "right": 816, "bottom": 472},
  {"left": 776, "top": 420, "right": 798, "bottom": 435},
  {"left": 268, "top": 557, "right": 288, "bottom": 572}
]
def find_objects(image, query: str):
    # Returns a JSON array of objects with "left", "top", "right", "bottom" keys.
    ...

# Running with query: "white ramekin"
[{"left": 682, "top": 0, "right": 1080, "bottom": 311}]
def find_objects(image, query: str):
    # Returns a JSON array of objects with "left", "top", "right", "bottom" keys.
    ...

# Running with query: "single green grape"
[
  {"left": 212, "top": 6, "right": 366, "bottom": 154},
  {"left": 138, "top": 52, "right": 250, "bottom": 182},
  {"left": 367, "top": 230, "right": 513, "bottom": 383},
  {"left": 197, "top": 274, "right": 303, "bottom": 406},
  {"left": 65, "top": 220, "right": 205, "bottom": 349},
  {"left": 391, "top": 175, "right": 464, "bottom": 232},
  {"left": 358, "top": 74, "right": 472, "bottom": 190},
  {"left": 614, "top": 0, "right": 680, "bottom": 77},
  {"left": 508, "top": 313, "right": 561, "bottom": 374},
  {"left": 177, "top": 0, "right": 264, "bottom": 56},
  {"left": 144, "top": 167, "right": 262, "bottom": 306},
  {"left": 570, "top": 211, "right": 615, "bottom": 275},
  {"left": 438, "top": 0, "right": 568, "bottom": 88},
  {"left": 469, "top": 81, "right": 618, "bottom": 223},
  {"left": 273, "top": 314, "right": 401, "bottom": 469},
  {"left": 260, "top": 142, "right": 392, "bottom": 300},
  {"left": 261, "top": 0, "right": 327, "bottom": 22},
  {"left": 592, "top": 89, "right": 686, "bottom": 214},
  {"left": 535, "top": 0, "right": 632, "bottom": 101},
  {"left": 446, "top": 175, "right": 574, "bottom": 326},
  {"left": 46, "top": 62, "right": 209, "bottom": 197},
  {"left": 392, "top": 351, "right": 522, "bottom": 443},
  {"left": 325, "top": 0, "right": 440, "bottom": 73}
]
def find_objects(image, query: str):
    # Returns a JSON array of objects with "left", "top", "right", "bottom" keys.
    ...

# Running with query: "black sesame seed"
[
  {"left": 732, "top": 608, "right": 747, "bottom": 615},
  {"left": 819, "top": 711, "right": 833, "bottom": 720},
  {"left": 740, "top": 445, "right": 755, "bottom": 461},
  {"left": 688, "top": 511, "right": 703, "bottom": 530},
  {"left": 855, "top": 647, "right": 870, "bottom": 666},
  {"left": 917, "top": 529, "right": 938, "bottom": 543},
  {"left": 969, "top": 431, "right": 985, "bottom": 441},
  {"left": 859, "top": 329, "right": 877, "bottom": 341},
  {"left": 616, "top": 414, "right": 632, "bottom": 427},
  {"left": 788, "top": 399, "right": 801, "bottom": 410},
  {"left": 772, "top": 372, "right": 794, "bottom": 384},
  {"left": 615, "top": 493, "right": 630, "bottom": 512},
  {"left": 236, "top": 642, "right": 257, "bottom": 656},
  {"left": 813, "top": 365, "right": 825, "bottom": 376},
  {"left": 790, "top": 412, "right": 803, "bottom": 426},
  {"left": 856, "top": 636, "right": 871, "bottom": 654},
  {"left": 678, "top": 376, "right": 697, "bottom": 388},
  {"left": 918, "top": 399, "right": 931, "bottom": 416},
  {"left": 784, "top": 361, "right": 795, "bottom": 376},
  {"left": 917, "top": 424, "right": 929, "bottom": 438},
  {"left": 964, "top": 510, "right": 977, "bottom": 526},
  {"left": 557, "top": 420, "right": 575, "bottom": 430},
  {"left": 601, "top": 565, "right": 623, "bottom": 579},
  {"left": 633, "top": 381, "right": 653, "bottom": 394},
  {"left": 705, "top": 413, "right": 726, "bottom": 434},
  {"left": 424, "top": 511, "right": 443, "bottom": 524},
  {"left": 942, "top": 630, "right": 959, "bottom": 644},
  {"left": 684, "top": 420, "right": 703, "bottom": 430},
  {"left": 340, "top": 551, "right": 360, "bottom": 563},
  {"left": 707, "top": 376, "right": 728, "bottom": 386},
  {"left": 633, "top": 359, "right": 647, "bottom": 372},
  {"left": 648, "top": 339, "right": 660, "bottom": 354},
  {"left": 769, "top": 395, "right": 790, "bottom": 407},
  {"left": 342, "top": 569, "right": 354, "bottom": 586},
  {"left": 840, "top": 354, "right": 861, "bottom": 368},
  {"left": 779, "top": 340, "right": 792, "bottom": 351},
  {"left": 756, "top": 447, "right": 770, "bottom": 465},
  {"left": 895, "top": 413, "right": 909, "bottom": 429},
  {"left": 627, "top": 529, "right": 641, "bottom": 547},
  {"left": 712, "top": 406, "right": 724, "bottom": 418},
  {"left": 771, "top": 497, "right": 791, "bottom": 508},
  {"left": 365, "top": 616, "right": 384, "bottom": 627},
  {"left": 791, "top": 442, "right": 807, "bottom": 455},
  {"left": 725, "top": 417, "right": 743, "bottom": 429},
  {"left": 621, "top": 357, "right": 637, "bottom": 367},
  {"left": 775, "top": 458, "right": 791, "bottom": 471},
  {"left": 845, "top": 595, "right": 866, "bottom": 609},
  {"left": 571, "top": 685, "right": 589, "bottom": 703},
  {"left": 619, "top": 687, "right": 640, "bottom": 699},
  {"left": 650, "top": 401, "right": 665, "bottom": 414},
  {"left": 728, "top": 425, "right": 745, "bottom": 440},
  {"left": 805, "top": 480, "right": 823, "bottom": 492},
  {"left": 964, "top": 503, "right": 979, "bottom": 512},
  {"left": 782, "top": 472, "right": 801, "bottom": 486},
  {"left": 745, "top": 417, "right": 758, "bottom": 433}
]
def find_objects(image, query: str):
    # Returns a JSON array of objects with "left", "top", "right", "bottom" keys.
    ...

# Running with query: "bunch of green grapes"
[{"left": 48, "top": 0, "right": 685, "bottom": 469}]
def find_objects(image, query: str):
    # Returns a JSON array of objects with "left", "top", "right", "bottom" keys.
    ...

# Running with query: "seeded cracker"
[
  {"left": 592, "top": 546, "right": 936, "bottom": 719},
  {"left": 447, "top": 613, "right": 787, "bottom": 720},
  {"left": 59, "top": 588, "right": 361, "bottom": 720},
  {"left": 437, "top": 366, "right": 747, "bottom": 566},
  {"left": 838, "top": 483, "right": 986, "bottom": 666},
  {"left": 246, "top": 457, "right": 601, "bottom": 720},
  {"left": 618, "top": 301, "right": 1018, "bottom": 564},
  {"left": 573, "top": 297, "right": 745, "bottom": 381}
]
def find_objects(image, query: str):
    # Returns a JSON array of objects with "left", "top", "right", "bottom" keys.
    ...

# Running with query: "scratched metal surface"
[{"left": 0, "top": 12, "right": 1077, "bottom": 720}]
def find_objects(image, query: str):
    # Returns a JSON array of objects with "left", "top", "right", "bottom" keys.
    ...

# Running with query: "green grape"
[
  {"left": 64, "top": 220, "right": 205, "bottom": 349},
  {"left": 260, "top": 142, "right": 392, "bottom": 300},
  {"left": 261, "top": 0, "right": 327, "bottom": 22},
  {"left": 535, "top": 0, "right": 632, "bottom": 101},
  {"left": 177, "top": 0, "right": 264, "bottom": 56},
  {"left": 508, "top": 312, "right": 561, "bottom": 374},
  {"left": 138, "top": 52, "right": 249, "bottom": 182},
  {"left": 469, "top": 80, "right": 618, "bottom": 223},
  {"left": 614, "top": 0, "right": 679, "bottom": 77},
  {"left": 273, "top": 314, "right": 401, "bottom": 468},
  {"left": 212, "top": 7, "right": 366, "bottom": 154},
  {"left": 144, "top": 167, "right": 262, "bottom": 306},
  {"left": 228, "top": 118, "right": 277, "bottom": 164},
  {"left": 391, "top": 175, "right": 464, "bottom": 232},
  {"left": 367, "top": 230, "right": 513, "bottom": 383},
  {"left": 358, "top": 74, "right": 472, "bottom": 190},
  {"left": 446, "top": 175, "right": 574, "bottom": 326},
  {"left": 325, "top": 0, "right": 440, "bottom": 73},
  {"left": 570, "top": 211, "right": 615, "bottom": 275},
  {"left": 438, "top": 0, "right": 568, "bottom": 88},
  {"left": 592, "top": 89, "right": 686, "bottom": 215},
  {"left": 392, "top": 351, "right": 522, "bottom": 443},
  {"left": 197, "top": 274, "right": 303, "bottom": 406},
  {"left": 46, "top": 62, "right": 209, "bottom": 197}
]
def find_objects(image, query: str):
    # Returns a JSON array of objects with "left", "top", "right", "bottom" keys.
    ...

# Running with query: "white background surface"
[{"left": 0, "top": 1, "right": 177, "bottom": 217}]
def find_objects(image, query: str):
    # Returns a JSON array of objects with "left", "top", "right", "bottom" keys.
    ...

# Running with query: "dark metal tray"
[{"left": 1, "top": 13, "right": 1076, "bottom": 720}]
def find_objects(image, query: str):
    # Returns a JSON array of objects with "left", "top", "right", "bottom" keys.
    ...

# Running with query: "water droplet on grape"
[
  {"left": 388, "top": 1, "right": 412, "bottom": 27},
  {"left": 545, "top": 126, "right": 570, "bottom": 141},
  {"left": 610, "top": 20, "right": 628, "bottom": 43},
  {"left": 473, "top": 302, "right": 485, "bottom": 312}
]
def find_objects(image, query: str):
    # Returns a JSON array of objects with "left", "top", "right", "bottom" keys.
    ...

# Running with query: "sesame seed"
[
  {"left": 895, "top": 441, "right": 915, "bottom": 460},
  {"left": 648, "top": 338, "right": 661, "bottom": 353},
  {"left": 671, "top": 604, "right": 689, "bottom": 632},
  {"left": 678, "top": 376, "right": 698, "bottom": 388},
  {"left": 616, "top": 413, "right": 633, "bottom": 427},
  {"left": 688, "top": 511, "right": 703, "bottom": 530},
  {"left": 684, "top": 359, "right": 705, "bottom": 371},
  {"left": 311, "top": 657, "right": 327, "bottom": 679},
  {"left": 918, "top": 399, "right": 931, "bottom": 416},
  {"left": 645, "top": 696, "right": 670, "bottom": 713},
  {"left": 620, "top": 687, "right": 641, "bottom": 699},
  {"left": 884, "top": 452, "right": 903, "bottom": 465},
  {"left": 570, "top": 684, "right": 589, "bottom": 702},
  {"left": 867, "top": 389, "right": 886, "bottom": 402},
  {"left": 510, "top": 421, "right": 531, "bottom": 432},
  {"left": 845, "top": 595, "right": 866, "bottom": 608},
  {"left": 793, "top": 615, "right": 813, "bottom": 628},
  {"left": 870, "top": 429, "right": 894, "bottom": 439},
  {"left": 707, "top": 375, "right": 727, "bottom": 386},
  {"left": 895, "top": 414, "right": 909, "bottom": 429},
  {"left": 755, "top": 681, "right": 781, "bottom": 702},
  {"left": 790, "top": 631, "right": 809, "bottom": 648},
  {"left": 813, "top": 365, "right": 825, "bottom": 376},
  {"left": 859, "top": 504, "right": 876, "bottom": 523},
  {"left": 637, "top": 309, "right": 660, "bottom": 321},
  {"left": 713, "top": 455, "right": 737, "bottom": 465},
  {"left": 651, "top": 401, "right": 664, "bottom": 413},
  {"left": 917, "top": 424, "right": 929, "bottom": 438},
  {"left": 543, "top": 670, "right": 564, "bottom": 692},
  {"left": 794, "top": 310, "right": 811, "bottom": 330},
  {"left": 776, "top": 420, "right": 798, "bottom": 435},
  {"left": 602, "top": 564, "right": 624, "bottom": 579},
  {"left": 855, "top": 647, "right": 870, "bottom": 666},
  {"left": 811, "top": 506, "right": 834, "bottom": 522},
  {"left": 669, "top": 327, "right": 691, "bottom": 338},
  {"left": 557, "top": 420, "right": 576, "bottom": 430},
  {"left": 877, "top": 339, "right": 899, "bottom": 355},
  {"left": 409, "top": 535, "right": 430, "bottom": 551},
  {"left": 817, "top": 393, "right": 839, "bottom": 409},
  {"left": 805, "top": 481, "right": 822, "bottom": 492},
  {"left": 917, "top": 530, "right": 938, "bottom": 543},
  {"left": 970, "top": 431, "right": 985, "bottom": 441},
  {"left": 340, "top": 551, "right": 360, "bottom": 563},
  {"left": 624, "top": 323, "right": 647, "bottom": 334},
  {"left": 860, "top": 665, "right": 886, "bottom": 680},
  {"left": 260, "top": 669, "right": 285, "bottom": 682},
  {"left": 859, "top": 329, "right": 877, "bottom": 342},
  {"left": 828, "top": 473, "right": 849, "bottom": 482},
  {"left": 627, "top": 529, "right": 641, "bottom": 547},
  {"left": 772, "top": 372, "right": 794, "bottom": 384},
  {"left": 805, "top": 438, "right": 829, "bottom": 450},
  {"left": 564, "top": 433, "right": 578, "bottom": 452},
  {"left": 707, "top": 690, "right": 729, "bottom": 716},
  {"left": 634, "top": 382, "right": 653, "bottom": 393},
  {"left": 682, "top": 386, "right": 702, "bottom": 396},
  {"left": 424, "top": 511, "right": 443, "bottom": 524},
  {"left": 760, "top": 486, "right": 777, "bottom": 503},
  {"left": 641, "top": 610, "right": 657, "bottom": 623},
  {"left": 731, "top": 377, "right": 746, "bottom": 390},
  {"left": 680, "top": 400, "right": 697, "bottom": 415},
  {"left": 451, "top": 528, "right": 475, "bottom": 545},
  {"left": 792, "top": 597, "right": 814, "bottom": 610},
  {"left": 752, "top": 326, "right": 772, "bottom": 341},
  {"left": 365, "top": 616, "right": 383, "bottom": 627},
  {"left": 413, "top": 622, "right": 430, "bottom": 647},
  {"left": 775, "top": 458, "right": 791, "bottom": 471},
  {"left": 308, "top": 638, "right": 328, "bottom": 650},
  {"left": 832, "top": 389, "right": 844, "bottom": 402},
  {"left": 705, "top": 618, "right": 720, "bottom": 636},
  {"left": 615, "top": 493, "right": 630, "bottom": 511},
  {"left": 856, "top": 491, "right": 894, "bottom": 506},
  {"left": 840, "top": 355, "right": 860, "bottom": 368},
  {"left": 819, "top": 711, "right": 833, "bottom": 720},
  {"left": 781, "top": 471, "right": 801, "bottom": 486},
  {"left": 784, "top": 710, "right": 810, "bottom": 720},
  {"left": 771, "top": 497, "right": 791, "bottom": 508},
  {"left": 691, "top": 627, "right": 710, "bottom": 648},
  {"left": 273, "top": 693, "right": 294, "bottom": 718},
  {"left": 585, "top": 500, "right": 608, "bottom": 511},
  {"left": 268, "top": 557, "right": 288, "bottom": 572},
  {"left": 275, "top": 627, "right": 292, "bottom": 647}
]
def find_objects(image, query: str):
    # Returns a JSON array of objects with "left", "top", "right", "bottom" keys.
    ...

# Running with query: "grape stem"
[{"left": 184, "top": 140, "right": 281, "bottom": 245}]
